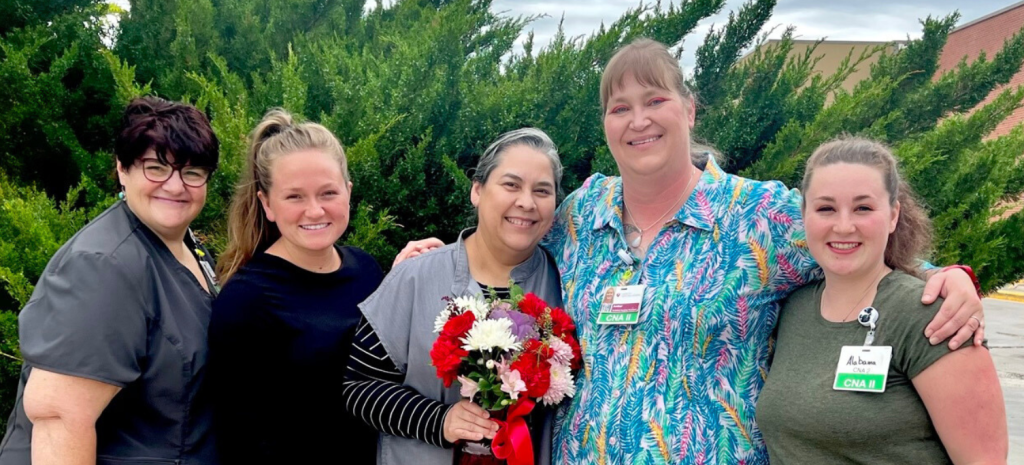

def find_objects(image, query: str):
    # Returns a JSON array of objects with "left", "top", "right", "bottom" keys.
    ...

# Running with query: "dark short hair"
[{"left": 114, "top": 97, "right": 220, "bottom": 170}]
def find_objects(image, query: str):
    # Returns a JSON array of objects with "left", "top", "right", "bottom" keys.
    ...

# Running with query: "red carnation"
[
  {"left": 442, "top": 311, "right": 476, "bottom": 339},
  {"left": 510, "top": 352, "right": 551, "bottom": 398},
  {"left": 430, "top": 336, "right": 468, "bottom": 387},
  {"left": 523, "top": 339, "right": 554, "bottom": 360},
  {"left": 564, "top": 335, "right": 583, "bottom": 371},
  {"left": 549, "top": 307, "right": 575, "bottom": 337},
  {"left": 518, "top": 293, "right": 548, "bottom": 318}
]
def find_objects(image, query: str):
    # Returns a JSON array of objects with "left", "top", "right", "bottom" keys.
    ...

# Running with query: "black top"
[
  {"left": 208, "top": 246, "right": 383, "bottom": 465},
  {"left": 0, "top": 201, "right": 218, "bottom": 465},
  {"left": 344, "top": 317, "right": 453, "bottom": 448}
]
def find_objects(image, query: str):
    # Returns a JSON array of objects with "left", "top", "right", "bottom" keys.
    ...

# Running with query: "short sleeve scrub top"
[{"left": 0, "top": 201, "right": 218, "bottom": 465}]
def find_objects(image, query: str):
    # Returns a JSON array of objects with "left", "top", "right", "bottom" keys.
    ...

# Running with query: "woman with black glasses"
[{"left": 0, "top": 97, "right": 221, "bottom": 465}]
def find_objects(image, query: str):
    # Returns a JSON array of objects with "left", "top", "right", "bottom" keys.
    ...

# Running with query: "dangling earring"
[{"left": 117, "top": 187, "right": 125, "bottom": 200}]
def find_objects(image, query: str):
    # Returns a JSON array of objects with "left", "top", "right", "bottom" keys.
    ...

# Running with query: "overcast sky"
[
  {"left": 109, "top": 0, "right": 1017, "bottom": 73},
  {"left": 490, "top": 0, "right": 1017, "bottom": 73}
]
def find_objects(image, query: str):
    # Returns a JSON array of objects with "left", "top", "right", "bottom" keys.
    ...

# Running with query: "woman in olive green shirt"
[{"left": 756, "top": 137, "right": 1007, "bottom": 464}]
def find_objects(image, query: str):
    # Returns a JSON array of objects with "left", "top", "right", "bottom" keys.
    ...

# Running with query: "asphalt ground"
[{"left": 985, "top": 297, "right": 1024, "bottom": 463}]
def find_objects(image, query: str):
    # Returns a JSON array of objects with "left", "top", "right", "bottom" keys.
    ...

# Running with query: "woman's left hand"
[{"left": 921, "top": 268, "right": 984, "bottom": 350}]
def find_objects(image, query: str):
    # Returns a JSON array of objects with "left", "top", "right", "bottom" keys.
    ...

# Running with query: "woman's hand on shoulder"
[
  {"left": 921, "top": 268, "right": 984, "bottom": 350},
  {"left": 443, "top": 399, "right": 498, "bottom": 444},
  {"left": 392, "top": 238, "right": 445, "bottom": 268}
]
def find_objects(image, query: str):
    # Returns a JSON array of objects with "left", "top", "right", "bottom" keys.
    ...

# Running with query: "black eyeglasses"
[{"left": 136, "top": 158, "right": 212, "bottom": 187}]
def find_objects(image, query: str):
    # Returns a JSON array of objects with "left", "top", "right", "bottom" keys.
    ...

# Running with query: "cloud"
[{"left": 493, "top": 0, "right": 1014, "bottom": 73}]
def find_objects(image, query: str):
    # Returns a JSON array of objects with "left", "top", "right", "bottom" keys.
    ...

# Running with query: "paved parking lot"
[{"left": 985, "top": 297, "right": 1024, "bottom": 463}]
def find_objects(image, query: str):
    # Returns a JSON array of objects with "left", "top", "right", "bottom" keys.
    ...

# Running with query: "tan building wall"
[{"left": 740, "top": 40, "right": 902, "bottom": 98}]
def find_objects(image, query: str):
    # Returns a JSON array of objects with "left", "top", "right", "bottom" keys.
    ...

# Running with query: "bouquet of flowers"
[{"left": 430, "top": 286, "right": 582, "bottom": 465}]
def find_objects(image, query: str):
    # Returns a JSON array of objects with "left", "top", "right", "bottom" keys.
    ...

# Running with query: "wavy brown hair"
[
  {"left": 216, "top": 108, "right": 350, "bottom": 283},
  {"left": 801, "top": 136, "right": 932, "bottom": 277}
]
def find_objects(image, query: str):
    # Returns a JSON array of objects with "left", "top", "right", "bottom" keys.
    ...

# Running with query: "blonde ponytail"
[{"left": 217, "top": 109, "right": 349, "bottom": 283}]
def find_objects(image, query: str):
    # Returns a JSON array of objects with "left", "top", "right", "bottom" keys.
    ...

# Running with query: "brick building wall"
[
  {"left": 937, "top": 2, "right": 1024, "bottom": 217},
  {"left": 937, "top": 1, "right": 1024, "bottom": 139}
]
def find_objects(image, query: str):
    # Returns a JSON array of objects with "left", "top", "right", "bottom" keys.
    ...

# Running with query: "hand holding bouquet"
[{"left": 430, "top": 287, "right": 581, "bottom": 465}]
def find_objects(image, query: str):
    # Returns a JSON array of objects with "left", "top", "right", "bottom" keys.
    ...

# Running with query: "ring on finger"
[{"left": 970, "top": 315, "right": 983, "bottom": 328}]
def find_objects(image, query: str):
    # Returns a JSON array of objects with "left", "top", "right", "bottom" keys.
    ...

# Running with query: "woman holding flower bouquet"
[
  {"left": 343, "top": 128, "right": 575, "bottom": 465},
  {"left": 397, "top": 39, "right": 987, "bottom": 464}
]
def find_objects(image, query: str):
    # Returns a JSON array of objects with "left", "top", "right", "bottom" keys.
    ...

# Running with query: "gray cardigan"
[{"left": 360, "top": 230, "right": 562, "bottom": 465}]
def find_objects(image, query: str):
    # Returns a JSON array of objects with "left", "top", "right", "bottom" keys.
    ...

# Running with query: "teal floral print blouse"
[{"left": 544, "top": 157, "right": 820, "bottom": 465}]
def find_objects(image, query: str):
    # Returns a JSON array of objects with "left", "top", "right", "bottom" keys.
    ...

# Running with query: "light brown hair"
[
  {"left": 600, "top": 38, "right": 694, "bottom": 113},
  {"left": 801, "top": 136, "right": 932, "bottom": 277},
  {"left": 217, "top": 108, "right": 350, "bottom": 283}
]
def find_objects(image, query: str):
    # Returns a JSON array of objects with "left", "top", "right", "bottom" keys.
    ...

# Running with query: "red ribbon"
[{"left": 491, "top": 398, "right": 535, "bottom": 465}]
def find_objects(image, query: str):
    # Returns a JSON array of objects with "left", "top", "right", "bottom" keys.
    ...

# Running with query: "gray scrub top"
[
  {"left": 362, "top": 229, "right": 561, "bottom": 465},
  {"left": 0, "top": 201, "right": 218, "bottom": 465}
]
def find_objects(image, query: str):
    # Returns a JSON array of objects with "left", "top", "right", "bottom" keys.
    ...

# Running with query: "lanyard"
[{"left": 187, "top": 229, "right": 219, "bottom": 297}]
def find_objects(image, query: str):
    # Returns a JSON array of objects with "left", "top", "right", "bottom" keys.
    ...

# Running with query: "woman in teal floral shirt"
[{"left": 398, "top": 38, "right": 985, "bottom": 465}]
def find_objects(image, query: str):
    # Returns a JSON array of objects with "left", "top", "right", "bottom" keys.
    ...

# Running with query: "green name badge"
[
  {"left": 833, "top": 345, "right": 892, "bottom": 393},
  {"left": 596, "top": 285, "right": 644, "bottom": 326},
  {"left": 597, "top": 311, "right": 639, "bottom": 324}
]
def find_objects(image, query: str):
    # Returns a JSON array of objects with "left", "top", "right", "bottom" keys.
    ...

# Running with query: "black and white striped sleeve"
[{"left": 343, "top": 317, "right": 454, "bottom": 448}]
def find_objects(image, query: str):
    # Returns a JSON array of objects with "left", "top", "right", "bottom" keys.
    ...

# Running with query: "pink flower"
[
  {"left": 540, "top": 363, "right": 576, "bottom": 406},
  {"left": 500, "top": 369, "right": 527, "bottom": 400},
  {"left": 547, "top": 337, "right": 574, "bottom": 366},
  {"left": 458, "top": 376, "right": 480, "bottom": 399}
]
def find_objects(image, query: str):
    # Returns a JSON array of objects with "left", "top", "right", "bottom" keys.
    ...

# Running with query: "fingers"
[
  {"left": 947, "top": 319, "right": 978, "bottom": 351},
  {"left": 923, "top": 268, "right": 982, "bottom": 342},
  {"left": 443, "top": 401, "right": 498, "bottom": 443},
  {"left": 975, "top": 324, "right": 986, "bottom": 347},
  {"left": 927, "top": 293, "right": 971, "bottom": 345},
  {"left": 392, "top": 238, "right": 445, "bottom": 268},
  {"left": 921, "top": 270, "right": 947, "bottom": 304},
  {"left": 923, "top": 292, "right": 959, "bottom": 341},
  {"left": 458, "top": 399, "right": 489, "bottom": 418}
]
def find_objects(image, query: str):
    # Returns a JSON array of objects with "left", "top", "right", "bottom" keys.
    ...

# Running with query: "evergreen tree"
[{"left": 1, "top": 0, "right": 1022, "bottom": 435}]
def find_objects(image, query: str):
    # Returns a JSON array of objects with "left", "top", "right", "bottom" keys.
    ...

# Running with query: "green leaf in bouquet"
[{"left": 509, "top": 282, "right": 525, "bottom": 304}]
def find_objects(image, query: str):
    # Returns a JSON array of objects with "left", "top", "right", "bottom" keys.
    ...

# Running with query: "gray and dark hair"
[{"left": 472, "top": 127, "right": 564, "bottom": 199}]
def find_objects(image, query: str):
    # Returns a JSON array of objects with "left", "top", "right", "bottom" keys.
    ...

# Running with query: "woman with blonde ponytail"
[{"left": 207, "top": 109, "right": 382, "bottom": 464}]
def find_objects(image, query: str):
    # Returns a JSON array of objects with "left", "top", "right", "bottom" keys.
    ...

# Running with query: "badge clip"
[{"left": 857, "top": 307, "right": 879, "bottom": 346}]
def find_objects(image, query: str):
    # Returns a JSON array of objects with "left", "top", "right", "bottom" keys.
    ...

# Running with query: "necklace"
[
  {"left": 624, "top": 166, "right": 699, "bottom": 249},
  {"left": 832, "top": 267, "right": 887, "bottom": 322}
]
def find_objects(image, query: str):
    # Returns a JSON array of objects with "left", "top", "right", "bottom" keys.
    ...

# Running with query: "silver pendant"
[{"left": 629, "top": 234, "right": 641, "bottom": 248}]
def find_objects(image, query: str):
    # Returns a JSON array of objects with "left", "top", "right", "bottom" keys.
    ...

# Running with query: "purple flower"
[{"left": 489, "top": 309, "right": 538, "bottom": 342}]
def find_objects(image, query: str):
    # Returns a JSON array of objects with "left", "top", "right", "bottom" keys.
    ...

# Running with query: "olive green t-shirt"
[{"left": 756, "top": 271, "right": 977, "bottom": 464}]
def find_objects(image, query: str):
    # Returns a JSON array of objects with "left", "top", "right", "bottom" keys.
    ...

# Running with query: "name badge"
[
  {"left": 833, "top": 345, "right": 892, "bottom": 393},
  {"left": 597, "top": 285, "right": 644, "bottom": 325}
]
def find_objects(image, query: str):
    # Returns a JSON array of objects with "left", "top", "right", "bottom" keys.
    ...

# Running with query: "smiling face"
[
  {"left": 258, "top": 149, "right": 352, "bottom": 256},
  {"left": 803, "top": 163, "right": 900, "bottom": 280},
  {"left": 471, "top": 145, "right": 557, "bottom": 263},
  {"left": 117, "top": 149, "right": 207, "bottom": 241},
  {"left": 603, "top": 73, "right": 696, "bottom": 179}
]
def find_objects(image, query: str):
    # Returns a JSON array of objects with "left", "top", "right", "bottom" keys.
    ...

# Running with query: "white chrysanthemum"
[
  {"left": 548, "top": 337, "right": 574, "bottom": 366},
  {"left": 540, "top": 363, "right": 576, "bottom": 406},
  {"left": 453, "top": 296, "right": 490, "bottom": 320},
  {"left": 433, "top": 309, "right": 451, "bottom": 333},
  {"left": 461, "top": 319, "right": 520, "bottom": 352}
]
